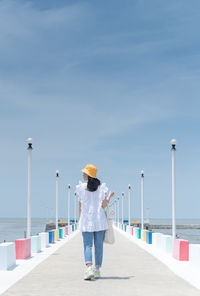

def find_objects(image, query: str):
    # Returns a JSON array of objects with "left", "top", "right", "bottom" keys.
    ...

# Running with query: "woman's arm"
[{"left": 102, "top": 190, "right": 115, "bottom": 209}]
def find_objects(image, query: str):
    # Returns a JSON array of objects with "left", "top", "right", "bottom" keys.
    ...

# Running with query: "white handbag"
[{"left": 104, "top": 208, "right": 115, "bottom": 244}]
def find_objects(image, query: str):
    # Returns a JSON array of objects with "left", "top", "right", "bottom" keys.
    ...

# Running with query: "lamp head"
[
  {"left": 56, "top": 170, "right": 59, "bottom": 177},
  {"left": 170, "top": 138, "right": 177, "bottom": 150},
  {"left": 68, "top": 184, "right": 71, "bottom": 189},
  {"left": 128, "top": 184, "right": 131, "bottom": 190},
  {"left": 141, "top": 170, "right": 144, "bottom": 177},
  {"left": 170, "top": 139, "right": 177, "bottom": 145},
  {"left": 27, "top": 138, "right": 33, "bottom": 150},
  {"left": 27, "top": 138, "right": 32, "bottom": 145}
]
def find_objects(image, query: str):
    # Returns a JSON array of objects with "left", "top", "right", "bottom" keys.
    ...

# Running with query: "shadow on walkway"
[{"left": 100, "top": 276, "right": 134, "bottom": 280}]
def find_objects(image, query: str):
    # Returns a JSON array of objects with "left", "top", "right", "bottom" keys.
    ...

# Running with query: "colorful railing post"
[
  {"left": 146, "top": 231, "right": 152, "bottom": 244},
  {"left": 15, "top": 238, "right": 31, "bottom": 259},
  {"left": 173, "top": 239, "right": 189, "bottom": 261}
]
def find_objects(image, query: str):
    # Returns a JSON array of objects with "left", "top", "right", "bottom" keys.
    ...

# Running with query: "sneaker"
[
  {"left": 84, "top": 266, "right": 94, "bottom": 280},
  {"left": 93, "top": 268, "right": 101, "bottom": 279}
]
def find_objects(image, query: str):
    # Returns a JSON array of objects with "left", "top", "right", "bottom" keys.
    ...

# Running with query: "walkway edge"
[
  {"left": 114, "top": 226, "right": 200, "bottom": 290},
  {"left": 0, "top": 230, "right": 79, "bottom": 295}
]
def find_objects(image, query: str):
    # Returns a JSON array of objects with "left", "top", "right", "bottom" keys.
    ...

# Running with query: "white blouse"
[{"left": 76, "top": 181, "right": 108, "bottom": 232}]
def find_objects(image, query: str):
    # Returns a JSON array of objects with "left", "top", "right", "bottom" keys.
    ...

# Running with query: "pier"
[
  {"left": 148, "top": 224, "right": 200, "bottom": 229},
  {"left": 1, "top": 0, "right": 200, "bottom": 294},
  {"left": 0, "top": 139, "right": 200, "bottom": 295},
  {"left": 1, "top": 229, "right": 200, "bottom": 296},
  {"left": 45, "top": 222, "right": 200, "bottom": 232},
  {"left": 130, "top": 223, "right": 200, "bottom": 230}
]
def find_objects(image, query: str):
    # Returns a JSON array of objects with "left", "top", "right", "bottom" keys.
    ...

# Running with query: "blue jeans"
[{"left": 82, "top": 231, "right": 105, "bottom": 267}]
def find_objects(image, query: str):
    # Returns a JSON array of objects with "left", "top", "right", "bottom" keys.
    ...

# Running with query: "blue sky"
[{"left": 0, "top": 0, "right": 200, "bottom": 220}]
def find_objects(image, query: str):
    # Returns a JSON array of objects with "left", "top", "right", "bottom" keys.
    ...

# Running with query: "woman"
[{"left": 76, "top": 164, "right": 114, "bottom": 280}]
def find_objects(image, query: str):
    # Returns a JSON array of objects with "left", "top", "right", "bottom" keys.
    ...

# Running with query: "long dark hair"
[{"left": 87, "top": 176, "right": 101, "bottom": 192}]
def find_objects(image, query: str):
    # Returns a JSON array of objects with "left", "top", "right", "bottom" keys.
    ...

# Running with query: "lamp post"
[
  {"left": 171, "top": 139, "right": 177, "bottom": 239},
  {"left": 74, "top": 192, "right": 77, "bottom": 223},
  {"left": 121, "top": 192, "right": 124, "bottom": 224},
  {"left": 117, "top": 197, "right": 120, "bottom": 225},
  {"left": 68, "top": 184, "right": 71, "bottom": 227},
  {"left": 141, "top": 170, "right": 144, "bottom": 230},
  {"left": 114, "top": 200, "right": 117, "bottom": 224},
  {"left": 128, "top": 184, "right": 131, "bottom": 226},
  {"left": 27, "top": 138, "right": 32, "bottom": 238},
  {"left": 56, "top": 170, "right": 59, "bottom": 230}
]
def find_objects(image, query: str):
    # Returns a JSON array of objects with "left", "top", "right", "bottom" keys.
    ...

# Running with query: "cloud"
[
  {"left": 0, "top": 0, "right": 90, "bottom": 72},
  {"left": 0, "top": 0, "right": 199, "bottom": 160},
  {"left": 0, "top": 0, "right": 200, "bottom": 218}
]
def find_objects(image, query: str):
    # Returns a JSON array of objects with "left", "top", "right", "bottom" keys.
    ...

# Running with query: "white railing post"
[
  {"left": 128, "top": 184, "right": 131, "bottom": 226},
  {"left": 56, "top": 170, "right": 59, "bottom": 230},
  {"left": 171, "top": 139, "right": 177, "bottom": 239},
  {"left": 141, "top": 170, "right": 144, "bottom": 230},
  {"left": 27, "top": 138, "right": 33, "bottom": 238},
  {"left": 68, "top": 184, "right": 71, "bottom": 227}
]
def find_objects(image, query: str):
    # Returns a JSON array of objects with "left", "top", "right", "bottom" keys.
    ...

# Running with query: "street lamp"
[
  {"left": 56, "top": 170, "right": 59, "bottom": 230},
  {"left": 114, "top": 200, "right": 117, "bottom": 224},
  {"left": 68, "top": 184, "right": 71, "bottom": 227},
  {"left": 141, "top": 170, "right": 144, "bottom": 230},
  {"left": 27, "top": 138, "right": 33, "bottom": 238},
  {"left": 117, "top": 197, "right": 120, "bottom": 225},
  {"left": 171, "top": 139, "right": 177, "bottom": 239},
  {"left": 74, "top": 192, "right": 77, "bottom": 223},
  {"left": 121, "top": 192, "right": 124, "bottom": 224},
  {"left": 128, "top": 184, "right": 131, "bottom": 226}
]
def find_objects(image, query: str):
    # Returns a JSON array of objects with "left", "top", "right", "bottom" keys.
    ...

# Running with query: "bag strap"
[{"left": 106, "top": 206, "right": 109, "bottom": 218}]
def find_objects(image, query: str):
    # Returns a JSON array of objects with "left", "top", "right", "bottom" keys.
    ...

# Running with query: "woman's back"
[{"left": 76, "top": 181, "right": 108, "bottom": 232}]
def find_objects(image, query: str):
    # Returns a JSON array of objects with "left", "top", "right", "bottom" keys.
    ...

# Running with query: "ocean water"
[
  {"left": 0, "top": 218, "right": 48, "bottom": 243},
  {"left": 123, "top": 218, "right": 200, "bottom": 244},
  {"left": 150, "top": 218, "right": 200, "bottom": 244},
  {"left": 0, "top": 218, "right": 200, "bottom": 244}
]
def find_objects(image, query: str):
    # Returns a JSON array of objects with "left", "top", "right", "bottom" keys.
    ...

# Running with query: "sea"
[
  {"left": 149, "top": 218, "right": 200, "bottom": 244},
  {"left": 0, "top": 218, "right": 47, "bottom": 243},
  {"left": 0, "top": 218, "right": 200, "bottom": 244}
]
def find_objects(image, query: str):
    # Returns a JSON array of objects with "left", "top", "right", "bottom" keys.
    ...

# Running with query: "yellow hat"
[{"left": 82, "top": 164, "right": 98, "bottom": 178}]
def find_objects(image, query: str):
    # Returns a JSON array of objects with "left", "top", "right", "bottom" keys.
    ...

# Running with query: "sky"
[{"left": 0, "top": 0, "right": 200, "bottom": 220}]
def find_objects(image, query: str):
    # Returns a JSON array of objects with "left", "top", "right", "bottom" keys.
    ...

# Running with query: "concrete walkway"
[{"left": 2, "top": 231, "right": 200, "bottom": 296}]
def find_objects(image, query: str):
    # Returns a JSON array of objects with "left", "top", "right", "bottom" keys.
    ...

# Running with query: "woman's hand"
[
  {"left": 108, "top": 190, "right": 114, "bottom": 201},
  {"left": 102, "top": 199, "right": 108, "bottom": 209},
  {"left": 102, "top": 190, "right": 115, "bottom": 209}
]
